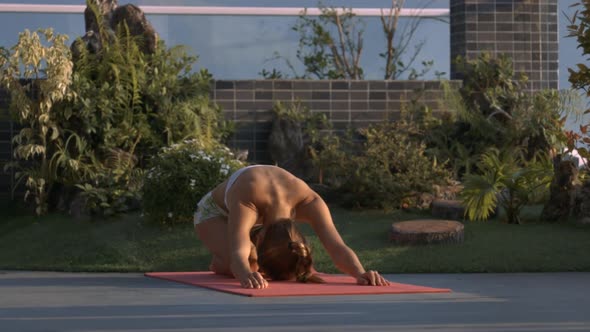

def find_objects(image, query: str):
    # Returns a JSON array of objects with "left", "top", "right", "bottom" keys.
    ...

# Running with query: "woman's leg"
[
  {"left": 195, "top": 218, "right": 259, "bottom": 276},
  {"left": 194, "top": 217, "right": 232, "bottom": 276}
]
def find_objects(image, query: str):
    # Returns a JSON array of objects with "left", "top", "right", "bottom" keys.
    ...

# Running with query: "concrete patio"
[{"left": 0, "top": 271, "right": 589, "bottom": 331}]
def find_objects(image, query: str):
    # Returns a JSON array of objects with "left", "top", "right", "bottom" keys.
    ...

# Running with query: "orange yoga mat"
[{"left": 145, "top": 272, "right": 452, "bottom": 297}]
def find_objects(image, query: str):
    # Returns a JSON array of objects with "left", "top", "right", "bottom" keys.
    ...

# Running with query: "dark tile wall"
[
  {"left": 214, "top": 80, "right": 458, "bottom": 163},
  {"left": 450, "top": 0, "right": 558, "bottom": 91},
  {"left": 0, "top": 89, "right": 14, "bottom": 200}
]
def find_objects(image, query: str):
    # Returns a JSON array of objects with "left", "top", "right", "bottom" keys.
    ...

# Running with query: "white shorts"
[{"left": 194, "top": 192, "right": 228, "bottom": 225}]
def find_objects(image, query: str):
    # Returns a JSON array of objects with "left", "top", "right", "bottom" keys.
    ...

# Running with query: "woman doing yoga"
[{"left": 194, "top": 165, "right": 389, "bottom": 289}]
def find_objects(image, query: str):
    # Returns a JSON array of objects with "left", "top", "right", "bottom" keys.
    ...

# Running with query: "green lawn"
[{"left": 1, "top": 202, "right": 589, "bottom": 273}]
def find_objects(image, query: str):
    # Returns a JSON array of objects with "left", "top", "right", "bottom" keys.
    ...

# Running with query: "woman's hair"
[{"left": 251, "top": 219, "right": 325, "bottom": 283}]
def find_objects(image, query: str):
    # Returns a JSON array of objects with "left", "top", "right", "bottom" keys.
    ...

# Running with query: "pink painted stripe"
[{"left": 0, "top": 4, "right": 449, "bottom": 17}]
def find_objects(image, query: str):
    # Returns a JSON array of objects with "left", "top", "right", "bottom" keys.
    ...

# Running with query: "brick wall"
[
  {"left": 450, "top": 0, "right": 558, "bottom": 91},
  {"left": 0, "top": 88, "right": 14, "bottom": 200},
  {"left": 215, "top": 80, "right": 457, "bottom": 162}
]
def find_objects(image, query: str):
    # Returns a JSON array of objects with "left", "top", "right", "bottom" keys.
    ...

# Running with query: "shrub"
[
  {"left": 338, "top": 120, "right": 452, "bottom": 210},
  {"left": 74, "top": 147, "right": 144, "bottom": 217},
  {"left": 142, "top": 140, "right": 245, "bottom": 225},
  {"left": 293, "top": 100, "right": 451, "bottom": 210},
  {"left": 432, "top": 53, "right": 572, "bottom": 178}
]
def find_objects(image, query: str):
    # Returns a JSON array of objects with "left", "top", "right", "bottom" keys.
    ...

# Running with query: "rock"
[
  {"left": 574, "top": 179, "right": 590, "bottom": 224},
  {"left": 71, "top": 30, "right": 103, "bottom": 61},
  {"left": 234, "top": 149, "right": 249, "bottom": 162},
  {"left": 84, "top": 0, "right": 118, "bottom": 34},
  {"left": 542, "top": 156, "right": 579, "bottom": 222},
  {"left": 72, "top": 0, "right": 157, "bottom": 58},
  {"left": 69, "top": 192, "right": 89, "bottom": 220},
  {"left": 416, "top": 192, "right": 434, "bottom": 210},
  {"left": 111, "top": 4, "right": 158, "bottom": 54},
  {"left": 390, "top": 219, "right": 465, "bottom": 245},
  {"left": 432, "top": 181, "right": 463, "bottom": 200},
  {"left": 431, "top": 199, "right": 465, "bottom": 220},
  {"left": 268, "top": 116, "right": 314, "bottom": 181}
]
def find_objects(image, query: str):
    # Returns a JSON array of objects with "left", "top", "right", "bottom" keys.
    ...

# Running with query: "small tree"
[
  {"left": 261, "top": 1, "right": 432, "bottom": 80},
  {"left": 0, "top": 29, "right": 74, "bottom": 215},
  {"left": 292, "top": 5, "right": 365, "bottom": 79},
  {"left": 567, "top": 1, "right": 590, "bottom": 160},
  {"left": 380, "top": 0, "right": 434, "bottom": 79}
]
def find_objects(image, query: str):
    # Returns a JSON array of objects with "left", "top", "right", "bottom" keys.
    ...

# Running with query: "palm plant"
[{"left": 461, "top": 148, "right": 553, "bottom": 224}]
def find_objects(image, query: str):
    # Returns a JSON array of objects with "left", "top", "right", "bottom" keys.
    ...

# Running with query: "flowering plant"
[{"left": 142, "top": 139, "right": 245, "bottom": 224}]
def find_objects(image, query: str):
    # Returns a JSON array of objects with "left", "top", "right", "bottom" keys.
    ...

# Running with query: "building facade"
[{"left": 450, "top": 0, "right": 559, "bottom": 90}]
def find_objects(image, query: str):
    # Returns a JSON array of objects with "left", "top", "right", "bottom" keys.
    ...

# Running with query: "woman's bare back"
[{"left": 210, "top": 165, "right": 314, "bottom": 225}]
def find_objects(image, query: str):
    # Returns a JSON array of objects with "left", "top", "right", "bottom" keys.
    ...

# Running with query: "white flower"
[
  {"left": 168, "top": 212, "right": 173, "bottom": 218},
  {"left": 221, "top": 169, "right": 229, "bottom": 176}
]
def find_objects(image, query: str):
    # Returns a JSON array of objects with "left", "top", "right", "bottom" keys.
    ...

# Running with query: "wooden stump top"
[{"left": 390, "top": 219, "right": 465, "bottom": 245}]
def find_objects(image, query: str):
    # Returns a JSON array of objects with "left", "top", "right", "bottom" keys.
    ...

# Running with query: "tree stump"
[
  {"left": 431, "top": 199, "right": 465, "bottom": 220},
  {"left": 390, "top": 219, "right": 465, "bottom": 245}
]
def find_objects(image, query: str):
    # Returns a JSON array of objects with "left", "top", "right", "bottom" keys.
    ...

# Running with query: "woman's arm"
[
  {"left": 227, "top": 202, "right": 268, "bottom": 289},
  {"left": 297, "top": 194, "right": 389, "bottom": 286}
]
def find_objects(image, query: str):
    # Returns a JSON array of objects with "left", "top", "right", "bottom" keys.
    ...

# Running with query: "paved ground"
[{"left": 0, "top": 271, "right": 589, "bottom": 332}]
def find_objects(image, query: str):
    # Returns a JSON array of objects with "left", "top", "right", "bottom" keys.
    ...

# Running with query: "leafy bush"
[
  {"left": 431, "top": 53, "right": 573, "bottom": 178},
  {"left": 280, "top": 99, "right": 452, "bottom": 210},
  {"left": 338, "top": 120, "right": 452, "bottom": 210},
  {"left": 74, "top": 147, "right": 144, "bottom": 217},
  {"left": 142, "top": 140, "right": 245, "bottom": 225}
]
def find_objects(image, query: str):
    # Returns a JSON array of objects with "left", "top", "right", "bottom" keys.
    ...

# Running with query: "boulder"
[
  {"left": 84, "top": 0, "right": 118, "bottom": 34},
  {"left": 574, "top": 180, "right": 590, "bottom": 224},
  {"left": 268, "top": 116, "right": 314, "bottom": 181},
  {"left": 542, "top": 156, "right": 579, "bottom": 222},
  {"left": 72, "top": 0, "right": 158, "bottom": 58},
  {"left": 111, "top": 4, "right": 158, "bottom": 54}
]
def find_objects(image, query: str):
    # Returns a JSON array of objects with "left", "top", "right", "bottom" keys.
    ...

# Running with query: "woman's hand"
[
  {"left": 356, "top": 270, "right": 390, "bottom": 286},
  {"left": 239, "top": 271, "right": 269, "bottom": 289}
]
